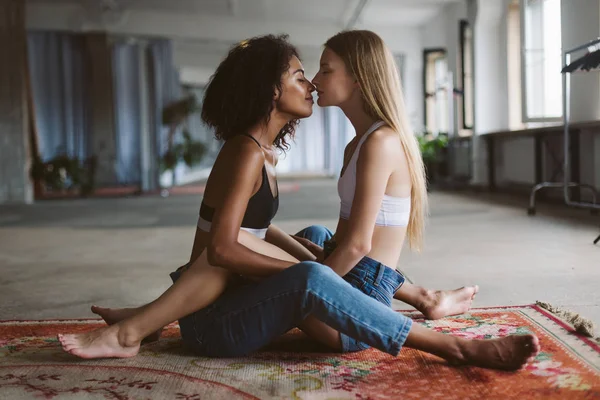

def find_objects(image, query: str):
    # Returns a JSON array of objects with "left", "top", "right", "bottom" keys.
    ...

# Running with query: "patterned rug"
[{"left": 1, "top": 305, "right": 599, "bottom": 399}]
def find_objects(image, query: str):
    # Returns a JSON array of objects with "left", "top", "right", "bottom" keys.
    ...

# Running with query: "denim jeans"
[
  {"left": 295, "top": 225, "right": 406, "bottom": 351},
  {"left": 170, "top": 261, "right": 412, "bottom": 357}
]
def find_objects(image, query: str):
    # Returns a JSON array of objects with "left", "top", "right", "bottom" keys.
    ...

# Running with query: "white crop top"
[{"left": 337, "top": 121, "right": 411, "bottom": 227}]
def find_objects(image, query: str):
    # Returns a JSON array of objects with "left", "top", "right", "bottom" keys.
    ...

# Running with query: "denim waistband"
[{"left": 323, "top": 240, "right": 405, "bottom": 291}]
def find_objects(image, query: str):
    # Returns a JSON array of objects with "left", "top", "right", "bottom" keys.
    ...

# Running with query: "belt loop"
[{"left": 374, "top": 263, "right": 385, "bottom": 287}]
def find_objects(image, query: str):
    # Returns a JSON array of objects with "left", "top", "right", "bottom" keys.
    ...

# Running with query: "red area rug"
[{"left": 1, "top": 305, "right": 599, "bottom": 399}]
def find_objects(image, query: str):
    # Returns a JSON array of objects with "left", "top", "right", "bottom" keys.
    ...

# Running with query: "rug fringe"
[{"left": 536, "top": 301, "right": 600, "bottom": 343}]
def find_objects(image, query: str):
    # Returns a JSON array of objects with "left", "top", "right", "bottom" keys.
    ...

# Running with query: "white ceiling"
[{"left": 27, "top": 0, "right": 462, "bottom": 28}]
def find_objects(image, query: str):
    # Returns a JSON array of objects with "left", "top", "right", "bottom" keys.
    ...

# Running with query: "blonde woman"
[
  {"left": 292, "top": 30, "right": 482, "bottom": 351},
  {"left": 60, "top": 32, "right": 539, "bottom": 371}
]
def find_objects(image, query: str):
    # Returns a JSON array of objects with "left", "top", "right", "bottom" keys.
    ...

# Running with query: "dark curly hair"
[{"left": 201, "top": 34, "right": 300, "bottom": 151}]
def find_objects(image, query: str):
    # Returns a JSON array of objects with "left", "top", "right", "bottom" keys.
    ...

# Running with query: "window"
[
  {"left": 394, "top": 53, "right": 406, "bottom": 92},
  {"left": 507, "top": 0, "right": 523, "bottom": 129},
  {"left": 521, "top": 0, "right": 562, "bottom": 121},
  {"left": 459, "top": 20, "right": 474, "bottom": 130},
  {"left": 423, "top": 48, "right": 449, "bottom": 134}
]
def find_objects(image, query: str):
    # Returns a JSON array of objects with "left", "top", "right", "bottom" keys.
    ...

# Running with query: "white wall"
[
  {"left": 358, "top": 26, "right": 424, "bottom": 130},
  {"left": 462, "top": 0, "right": 600, "bottom": 191},
  {"left": 561, "top": 0, "right": 600, "bottom": 123},
  {"left": 562, "top": 0, "right": 600, "bottom": 190},
  {"left": 473, "top": 0, "right": 509, "bottom": 135}
]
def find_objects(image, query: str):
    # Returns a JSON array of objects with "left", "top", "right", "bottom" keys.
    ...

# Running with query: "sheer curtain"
[
  {"left": 27, "top": 31, "right": 89, "bottom": 161},
  {"left": 112, "top": 42, "right": 142, "bottom": 184},
  {"left": 111, "top": 39, "right": 181, "bottom": 186}
]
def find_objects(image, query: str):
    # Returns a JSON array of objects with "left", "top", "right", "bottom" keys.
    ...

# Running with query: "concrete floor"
[{"left": 0, "top": 179, "right": 598, "bottom": 327}]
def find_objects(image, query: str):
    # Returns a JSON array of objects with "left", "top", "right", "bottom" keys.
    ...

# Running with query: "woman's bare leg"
[
  {"left": 58, "top": 261, "right": 231, "bottom": 359},
  {"left": 91, "top": 304, "right": 162, "bottom": 343},
  {"left": 403, "top": 322, "right": 539, "bottom": 370},
  {"left": 299, "top": 315, "right": 539, "bottom": 371},
  {"left": 58, "top": 231, "right": 300, "bottom": 359},
  {"left": 394, "top": 282, "right": 479, "bottom": 320},
  {"left": 298, "top": 316, "right": 343, "bottom": 349}
]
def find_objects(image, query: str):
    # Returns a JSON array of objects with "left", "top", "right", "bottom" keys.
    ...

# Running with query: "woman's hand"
[{"left": 291, "top": 236, "right": 325, "bottom": 262}]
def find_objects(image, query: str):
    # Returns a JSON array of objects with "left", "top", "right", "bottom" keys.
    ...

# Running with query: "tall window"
[
  {"left": 394, "top": 53, "right": 406, "bottom": 92},
  {"left": 521, "top": 0, "right": 562, "bottom": 121},
  {"left": 423, "top": 49, "right": 449, "bottom": 134},
  {"left": 507, "top": 0, "right": 523, "bottom": 129},
  {"left": 459, "top": 20, "right": 474, "bottom": 130}
]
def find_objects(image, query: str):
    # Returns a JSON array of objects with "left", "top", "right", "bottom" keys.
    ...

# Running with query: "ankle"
[
  {"left": 446, "top": 337, "right": 469, "bottom": 365},
  {"left": 415, "top": 288, "right": 436, "bottom": 313},
  {"left": 115, "top": 322, "right": 143, "bottom": 348}
]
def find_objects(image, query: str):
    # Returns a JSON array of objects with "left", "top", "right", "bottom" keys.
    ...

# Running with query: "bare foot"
[
  {"left": 91, "top": 305, "right": 162, "bottom": 343},
  {"left": 57, "top": 324, "right": 140, "bottom": 359},
  {"left": 457, "top": 334, "right": 540, "bottom": 371},
  {"left": 419, "top": 286, "right": 479, "bottom": 320}
]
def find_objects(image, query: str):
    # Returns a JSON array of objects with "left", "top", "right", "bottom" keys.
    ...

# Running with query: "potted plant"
[
  {"left": 160, "top": 95, "right": 207, "bottom": 190},
  {"left": 30, "top": 153, "right": 97, "bottom": 198},
  {"left": 417, "top": 133, "right": 448, "bottom": 187}
]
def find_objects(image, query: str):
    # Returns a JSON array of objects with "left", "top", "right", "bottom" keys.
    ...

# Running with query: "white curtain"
[{"left": 27, "top": 31, "right": 89, "bottom": 161}]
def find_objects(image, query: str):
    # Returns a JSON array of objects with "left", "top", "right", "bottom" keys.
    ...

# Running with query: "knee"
[
  {"left": 292, "top": 261, "right": 337, "bottom": 287},
  {"left": 308, "top": 225, "right": 333, "bottom": 238},
  {"left": 296, "top": 225, "right": 333, "bottom": 245}
]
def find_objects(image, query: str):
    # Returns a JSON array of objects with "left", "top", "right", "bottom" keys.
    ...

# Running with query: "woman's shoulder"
[
  {"left": 219, "top": 135, "right": 265, "bottom": 161},
  {"left": 362, "top": 125, "right": 401, "bottom": 154},
  {"left": 210, "top": 135, "right": 266, "bottom": 179}
]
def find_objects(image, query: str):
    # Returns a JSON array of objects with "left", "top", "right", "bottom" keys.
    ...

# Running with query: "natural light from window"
[{"left": 523, "top": 0, "right": 563, "bottom": 121}]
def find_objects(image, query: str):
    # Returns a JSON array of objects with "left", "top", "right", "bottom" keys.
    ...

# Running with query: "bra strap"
[{"left": 241, "top": 134, "right": 261, "bottom": 148}]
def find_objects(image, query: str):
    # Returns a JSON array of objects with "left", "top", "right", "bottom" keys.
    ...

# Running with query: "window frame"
[
  {"left": 422, "top": 47, "right": 448, "bottom": 134},
  {"left": 519, "top": 0, "right": 563, "bottom": 123},
  {"left": 459, "top": 19, "right": 474, "bottom": 130}
]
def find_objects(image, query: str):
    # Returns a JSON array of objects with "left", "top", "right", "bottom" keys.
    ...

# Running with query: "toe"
[
  {"left": 527, "top": 335, "right": 540, "bottom": 351},
  {"left": 64, "top": 343, "right": 78, "bottom": 352},
  {"left": 61, "top": 335, "right": 76, "bottom": 343}
]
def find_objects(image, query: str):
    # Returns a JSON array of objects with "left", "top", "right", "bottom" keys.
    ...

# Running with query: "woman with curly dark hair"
[{"left": 58, "top": 34, "right": 320, "bottom": 358}]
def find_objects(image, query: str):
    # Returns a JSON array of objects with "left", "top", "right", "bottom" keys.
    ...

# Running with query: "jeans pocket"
[
  {"left": 343, "top": 269, "right": 367, "bottom": 290},
  {"left": 371, "top": 286, "right": 394, "bottom": 307},
  {"left": 370, "top": 265, "right": 403, "bottom": 306}
]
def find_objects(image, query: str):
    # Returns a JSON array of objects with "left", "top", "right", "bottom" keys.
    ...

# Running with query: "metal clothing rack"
[{"left": 527, "top": 37, "right": 600, "bottom": 244}]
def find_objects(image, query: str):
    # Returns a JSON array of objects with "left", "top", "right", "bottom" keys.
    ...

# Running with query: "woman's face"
[
  {"left": 312, "top": 48, "right": 356, "bottom": 107},
  {"left": 276, "top": 56, "right": 315, "bottom": 119}
]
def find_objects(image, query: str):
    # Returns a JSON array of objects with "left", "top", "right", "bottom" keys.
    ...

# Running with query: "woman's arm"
[
  {"left": 324, "top": 131, "right": 396, "bottom": 276},
  {"left": 207, "top": 138, "right": 297, "bottom": 277},
  {"left": 265, "top": 224, "right": 317, "bottom": 262}
]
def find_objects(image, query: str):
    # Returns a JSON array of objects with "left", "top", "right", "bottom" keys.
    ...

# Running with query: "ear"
[{"left": 273, "top": 87, "right": 281, "bottom": 101}]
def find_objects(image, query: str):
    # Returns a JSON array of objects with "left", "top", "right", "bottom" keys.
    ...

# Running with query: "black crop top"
[{"left": 198, "top": 135, "right": 279, "bottom": 230}]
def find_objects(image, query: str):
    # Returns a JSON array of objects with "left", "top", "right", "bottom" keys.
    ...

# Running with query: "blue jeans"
[
  {"left": 295, "top": 225, "right": 406, "bottom": 351},
  {"left": 171, "top": 263, "right": 412, "bottom": 357}
]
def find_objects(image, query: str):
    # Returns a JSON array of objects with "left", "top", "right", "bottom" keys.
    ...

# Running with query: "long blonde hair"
[{"left": 325, "top": 30, "right": 428, "bottom": 251}]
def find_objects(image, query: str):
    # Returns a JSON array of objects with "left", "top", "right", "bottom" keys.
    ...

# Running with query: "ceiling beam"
[
  {"left": 228, "top": 0, "right": 239, "bottom": 17},
  {"left": 345, "top": 0, "right": 370, "bottom": 30}
]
